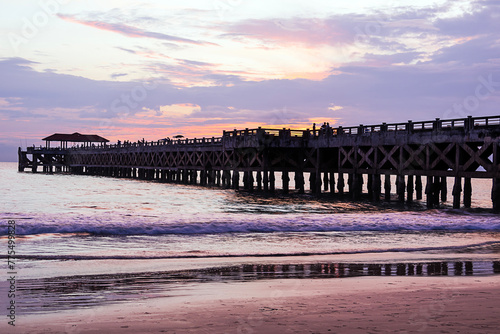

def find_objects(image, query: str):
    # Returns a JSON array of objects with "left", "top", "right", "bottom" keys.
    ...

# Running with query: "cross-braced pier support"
[{"left": 18, "top": 115, "right": 500, "bottom": 211}]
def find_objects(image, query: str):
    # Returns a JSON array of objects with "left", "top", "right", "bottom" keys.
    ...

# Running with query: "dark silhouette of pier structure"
[{"left": 18, "top": 115, "right": 500, "bottom": 210}]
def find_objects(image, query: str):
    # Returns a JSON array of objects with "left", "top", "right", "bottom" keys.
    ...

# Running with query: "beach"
[
  {"left": 1, "top": 162, "right": 500, "bottom": 333},
  {"left": 3, "top": 0, "right": 500, "bottom": 332},
  {"left": 13, "top": 276, "right": 499, "bottom": 334}
]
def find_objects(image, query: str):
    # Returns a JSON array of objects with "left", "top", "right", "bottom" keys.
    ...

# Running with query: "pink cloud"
[
  {"left": 58, "top": 14, "right": 216, "bottom": 46},
  {"left": 224, "top": 18, "right": 355, "bottom": 47}
]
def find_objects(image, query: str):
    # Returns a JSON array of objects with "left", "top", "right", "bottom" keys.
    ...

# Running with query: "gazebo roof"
[{"left": 42, "top": 132, "right": 109, "bottom": 143}]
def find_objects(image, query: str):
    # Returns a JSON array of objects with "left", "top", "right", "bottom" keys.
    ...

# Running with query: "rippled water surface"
[{"left": 1, "top": 162, "right": 500, "bottom": 313}]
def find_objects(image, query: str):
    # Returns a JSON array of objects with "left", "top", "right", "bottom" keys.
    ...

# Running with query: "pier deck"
[{"left": 18, "top": 115, "right": 500, "bottom": 209}]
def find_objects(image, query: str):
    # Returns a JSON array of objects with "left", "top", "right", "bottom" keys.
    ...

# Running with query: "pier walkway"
[{"left": 18, "top": 115, "right": 500, "bottom": 210}]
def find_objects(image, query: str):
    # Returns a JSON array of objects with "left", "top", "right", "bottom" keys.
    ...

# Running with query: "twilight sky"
[{"left": 1, "top": 0, "right": 500, "bottom": 161}]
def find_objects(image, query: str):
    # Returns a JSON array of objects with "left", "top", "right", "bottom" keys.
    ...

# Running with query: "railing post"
[
  {"left": 433, "top": 118, "right": 441, "bottom": 130},
  {"left": 280, "top": 128, "right": 287, "bottom": 139},
  {"left": 407, "top": 120, "right": 413, "bottom": 134},
  {"left": 358, "top": 124, "right": 364, "bottom": 135},
  {"left": 465, "top": 115, "right": 473, "bottom": 132}
]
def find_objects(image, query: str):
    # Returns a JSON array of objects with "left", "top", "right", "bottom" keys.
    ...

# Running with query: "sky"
[{"left": 1, "top": 0, "right": 500, "bottom": 161}]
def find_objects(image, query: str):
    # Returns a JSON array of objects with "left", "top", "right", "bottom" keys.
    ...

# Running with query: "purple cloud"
[{"left": 2, "top": 1, "right": 500, "bottom": 161}]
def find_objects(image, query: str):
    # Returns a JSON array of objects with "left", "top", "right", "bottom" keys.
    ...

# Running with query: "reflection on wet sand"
[
  {"left": 17, "top": 261, "right": 500, "bottom": 314},
  {"left": 236, "top": 261, "right": 499, "bottom": 279}
]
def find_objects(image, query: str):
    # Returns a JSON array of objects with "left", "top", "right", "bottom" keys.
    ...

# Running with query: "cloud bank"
[{"left": 1, "top": 1, "right": 500, "bottom": 161}]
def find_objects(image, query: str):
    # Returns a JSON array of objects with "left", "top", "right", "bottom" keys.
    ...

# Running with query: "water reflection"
[
  {"left": 220, "top": 261, "right": 499, "bottom": 279},
  {"left": 17, "top": 261, "right": 500, "bottom": 314}
]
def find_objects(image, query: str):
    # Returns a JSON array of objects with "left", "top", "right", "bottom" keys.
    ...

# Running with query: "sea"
[{"left": 1, "top": 161, "right": 500, "bottom": 316}]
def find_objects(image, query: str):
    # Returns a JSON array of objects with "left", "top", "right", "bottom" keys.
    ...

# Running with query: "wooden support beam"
[
  {"left": 329, "top": 172, "right": 335, "bottom": 195},
  {"left": 397, "top": 175, "right": 405, "bottom": 203},
  {"left": 352, "top": 173, "right": 362, "bottom": 200},
  {"left": 184, "top": 169, "right": 190, "bottom": 184},
  {"left": 337, "top": 173, "right": 344, "bottom": 196},
  {"left": 243, "top": 171, "right": 250, "bottom": 190},
  {"left": 210, "top": 170, "right": 216, "bottom": 186},
  {"left": 263, "top": 148, "right": 270, "bottom": 192},
  {"left": 315, "top": 173, "right": 322, "bottom": 194},
  {"left": 452, "top": 177, "right": 461, "bottom": 209},
  {"left": 295, "top": 171, "right": 305, "bottom": 194},
  {"left": 440, "top": 176, "right": 447, "bottom": 202},
  {"left": 244, "top": 171, "right": 253, "bottom": 191},
  {"left": 348, "top": 174, "right": 353, "bottom": 197},
  {"left": 367, "top": 174, "right": 373, "bottom": 199},
  {"left": 426, "top": 176, "right": 440, "bottom": 209},
  {"left": 256, "top": 171, "right": 262, "bottom": 191},
  {"left": 232, "top": 171, "right": 240, "bottom": 190},
  {"left": 357, "top": 173, "right": 364, "bottom": 199},
  {"left": 310, "top": 172, "right": 317, "bottom": 194},
  {"left": 282, "top": 171, "right": 290, "bottom": 194},
  {"left": 263, "top": 170, "right": 269, "bottom": 192},
  {"left": 32, "top": 154, "right": 38, "bottom": 173},
  {"left": 407, "top": 175, "right": 414, "bottom": 203},
  {"left": 464, "top": 177, "right": 472, "bottom": 208},
  {"left": 426, "top": 176, "right": 433, "bottom": 208},
  {"left": 200, "top": 170, "right": 207, "bottom": 186},
  {"left": 269, "top": 171, "right": 275, "bottom": 192},
  {"left": 18, "top": 148, "right": 24, "bottom": 172},
  {"left": 384, "top": 174, "right": 391, "bottom": 201},
  {"left": 222, "top": 170, "right": 231, "bottom": 188},
  {"left": 315, "top": 149, "right": 322, "bottom": 193},
  {"left": 433, "top": 177, "right": 441, "bottom": 208},
  {"left": 492, "top": 178, "right": 500, "bottom": 211},
  {"left": 373, "top": 174, "right": 381, "bottom": 202},
  {"left": 216, "top": 170, "right": 221, "bottom": 186},
  {"left": 415, "top": 175, "right": 423, "bottom": 200}
]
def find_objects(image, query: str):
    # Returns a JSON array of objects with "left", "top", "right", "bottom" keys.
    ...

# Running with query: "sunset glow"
[{"left": 1, "top": 0, "right": 500, "bottom": 160}]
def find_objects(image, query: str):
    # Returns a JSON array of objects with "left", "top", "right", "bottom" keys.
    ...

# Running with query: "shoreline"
[
  {"left": 13, "top": 246, "right": 500, "bottom": 280},
  {"left": 10, "top": 275, "right": 500, "bottom": 333},
  {"left": 14, "top": 256, "right": 500, "bottom": 282}
]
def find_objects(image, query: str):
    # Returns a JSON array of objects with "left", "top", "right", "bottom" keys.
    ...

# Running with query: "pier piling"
[{"left": 17, "top": 115, "right": 500, "bottom": 210}]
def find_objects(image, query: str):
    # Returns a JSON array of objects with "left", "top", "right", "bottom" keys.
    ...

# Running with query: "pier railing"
[
  {"left": 23, "top": 115, "right": 500, "bottom": 152},
  {"left": 222, "top": 115, "right": 500, "bottom": 138},
  {"left": 18, "top": 114, "right": 500, "bottom": 210},
  {"left": 62, "top": 136, "right": 223, "bottom": 151}
]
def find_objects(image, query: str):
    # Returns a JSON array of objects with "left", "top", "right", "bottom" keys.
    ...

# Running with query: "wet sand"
[{"left": 11, "top": 275, "right": 500, "bottom": 334}]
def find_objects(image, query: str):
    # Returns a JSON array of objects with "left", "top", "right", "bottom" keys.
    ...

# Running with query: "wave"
[
  {"left": 2, "top": 211, "right": 500, "bottom": 236},
  {"left": 2, "top": 240, "right": 499, "bottom": 261}
]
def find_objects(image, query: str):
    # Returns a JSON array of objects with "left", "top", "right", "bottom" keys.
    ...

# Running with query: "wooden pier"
[{"left": 18, "top": 115, "right": 500, "bottom": 210}]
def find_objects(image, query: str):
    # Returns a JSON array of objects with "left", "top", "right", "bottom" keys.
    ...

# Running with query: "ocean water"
[{"left": 1, "top": 162, "right": 500, "bottom": 315}]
